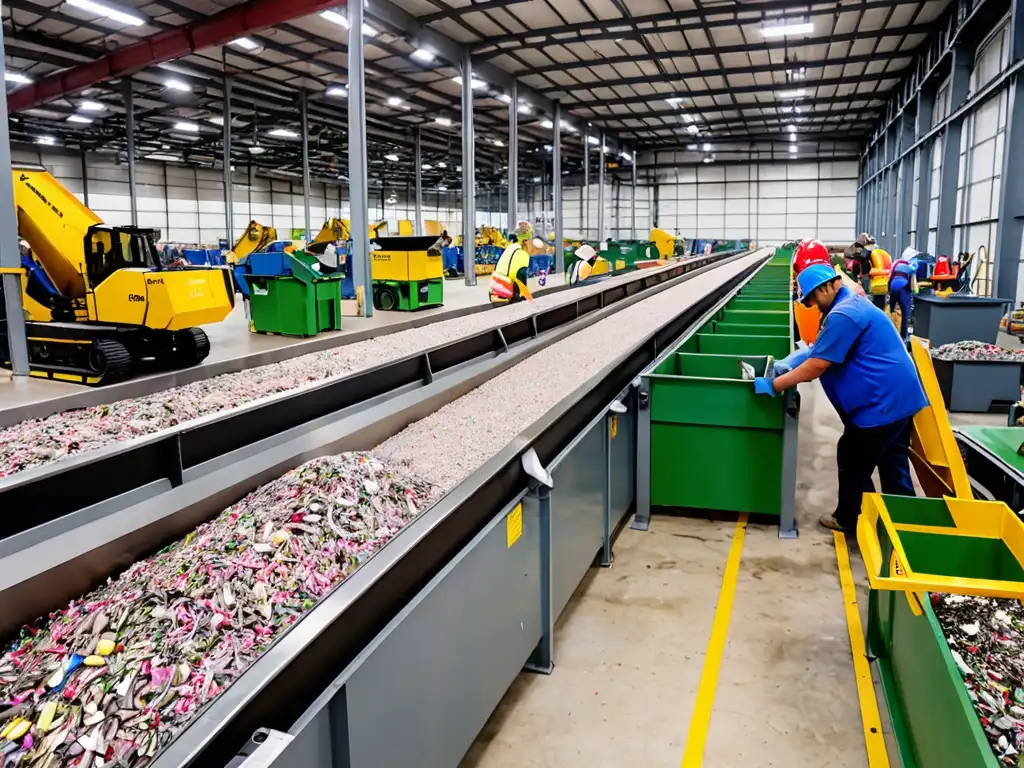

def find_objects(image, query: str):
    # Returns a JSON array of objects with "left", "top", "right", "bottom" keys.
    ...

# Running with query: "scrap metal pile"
[
  {"left": 931, "top": 340, "right": 1024, "bottom": 363},
  {"left": 0, "top": 453, "right": 437, "bottom": 767},
  {"left": 933, "top": 593, "right": 1024, "bottom": 765}
]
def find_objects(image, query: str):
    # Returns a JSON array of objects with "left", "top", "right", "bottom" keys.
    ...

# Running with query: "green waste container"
[{"left": 248, "top": 251, "right": 344, "bottom": 337}]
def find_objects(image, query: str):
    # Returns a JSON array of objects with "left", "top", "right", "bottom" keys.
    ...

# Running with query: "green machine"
[
  {"left": 247, "top": 251, "right": 344, "bottom": 337},
  {"left": 371, "top": 236, "right": 445, "bottom": 311}
]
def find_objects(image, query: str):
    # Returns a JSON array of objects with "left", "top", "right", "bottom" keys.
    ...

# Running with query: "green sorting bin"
[
  {"left": 726, "top": 299, "right": 790, "bottom": 311},
  {"left": 713, "top": 321, "right": 790, "bottom": 337},
  {"left": 720, "top": 309, "right": 790, "bottom": 326},
  {"left": 248, "top": 251, "right": 344, "bottom": 337},
  {"left": 681, "top": 333, "right": 792, "bottom": 360}
]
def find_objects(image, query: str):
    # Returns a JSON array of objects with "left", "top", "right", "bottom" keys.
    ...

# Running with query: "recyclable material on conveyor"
[
  {"left": 933, "top": 593, "right": 1024, "bottom": 765},
  {"left": 0, "top": 252, "right": 766, "bottom": 767},
  {"left": 0, "top": 263, "right": 684, "bottom": 478},
  {"left": 932, "top": 340, "right": 1024, "bottom": 363}
]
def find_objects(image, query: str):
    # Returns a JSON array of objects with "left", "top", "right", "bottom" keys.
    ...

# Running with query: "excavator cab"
[{"left": 85, "top": 225, "right": 161, "bottom": 288}]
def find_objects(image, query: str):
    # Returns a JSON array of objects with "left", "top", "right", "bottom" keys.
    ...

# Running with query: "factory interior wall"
[
  {"left": 520, "top": 182, "right": 654, "bottom": 241},
  {"left": 649, "top": 160, "right": 858, "bottom": 245}
]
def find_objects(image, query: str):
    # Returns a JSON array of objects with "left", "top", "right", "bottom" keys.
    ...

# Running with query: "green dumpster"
[{"left": 248, "top": 251, "right": 344, "bottom": 337}]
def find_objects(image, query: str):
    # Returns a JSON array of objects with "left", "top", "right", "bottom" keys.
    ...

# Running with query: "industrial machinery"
[
  {"left": 1, "top": 166, "right": 234, "bottom": 385},
  {"left": 247, "top": 251, "right": 344, "bottom": 337},
  {"left": 650, "top": 228, "right": 686, "bottom": 259},
  {"left": 370, "top": 235, "right": 444, "bottom": 311},
  {"left": 229, "top": 220, "right": 278, "bottom": 262},
  {"left": 310, "top": 218, "right": 347, "bottom": 244}
]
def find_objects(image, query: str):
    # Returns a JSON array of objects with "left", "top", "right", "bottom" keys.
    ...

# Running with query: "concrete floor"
[
  {"left": 462, "top": 379, "right": 1008, "bottom": 768},
  {"left": 0, "top": 277, "right": 531, "bottom": 411}
]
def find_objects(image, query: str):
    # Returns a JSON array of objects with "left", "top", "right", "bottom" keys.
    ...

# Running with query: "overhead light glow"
[
  {"left": 587, "top": 135, "right": 599, "bottom": 145},
  {"left": 787, "top": 66, "right": 807, "bottom": 80},
  {"left": 762, "top": 21, "right": 814, "bottom": 38},
  {"left": 435, "top": 116, "right": 452, "bottom": 126},
  {"left": 681, "top": 113, "right": 696, "bottom": 124},
  {"left": 36, "top": 136, "right": 56, "bottom": 146},
  {"left": 80, "top": 100, "right": 105, "bottom": 111},
  {"left": 320, "top": 10, "right": 378, "bottom": 36},
  {"left": 544, "top": 144, "right": 553, "bottom": 152},
  {"left": 437, "top": 184, "right": 448, "bottom": 191},
  {"left": 665, "top": 97, "right": 684, "bottom": 106},
  {"left": 498, "top": 93, "right": 512, "bottom": 104},
  {"left": 164, "top": 78, "right": 190, "bottom": 92},
  {"left": 387, "top": 96, "right": 403, "bottom": 107},
  {"left": 620, "top": 151, "right": 632, "bottom": 161},
  {"left": 517, "top": 102, "right": 531, "bottom": 114},
  {"left": 703, "top": 156, "right": 713, "bottom": 163},
  {"left": 786, "top": 124, "right": 796, "bottom": 132},
  {"left": 702, "top": 142, "right": 712, "bottom": 152},
  {"left": 326, "top": 85, "right": 347, "bottom": 97},
  {"left": 421, "top": 164, "right": 433, "bottom": 170},
  {"left": 411, "top": 48, "right": 435, "bottom": 63},
  {"left": 687, "top": 144, "right": 698, "bottom": 150},
  {"left": 778, "top": 88, "right": 807, "bottom": 99},
  {"left": 65, "top": 0, "right": 144, "bottom": 26},
  {"left": 452, "top": 76, "right": 487, "bottom": 90},
  {"left": 146, "top": 154, "right": 181, "bottom": 162},
  {"left": 686, "top": 124, "right": 700, "bottom": 135},
  {"left": 559, "top": 120, "right": 576, "bottom": 133},
  {"left": 268, "top": 128, "right": 298, "bottom": 138},
  {"left": 208, "top": 115, "right": 224, "bottom": 125},
  {"left": 789, "top": 134, "right": 797, "bottom": 142},
  {"left": 231, "top": 37, "right": 258, "bottom": 50},
  {"left": 532, "top": 176, "right": 541, "bottom": 182},
  {"left": 385, "top": 153, "right": 399, "bottom": 161},
  {"left": 249, "top": 146, "right": 266, "bottom": 155},
  {"left": 4, "top": 72, "right": 32, "bottom": 84},
  {"left": 67, "top": 115, "right": 93, "bottom": 124},
  {"left": 540, "top": 119, "right": 553, "bottom": 129},
  {"left": 174, "top": 121, "right": 200, "bottom": 132},
  {"left": 493, "top": 139, "right": 504, "bottom": 147},
  {"left": 437, "top": 161, "right": 447, "bottom": 168}
]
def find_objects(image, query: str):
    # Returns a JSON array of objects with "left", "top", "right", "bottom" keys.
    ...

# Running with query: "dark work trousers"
[
  {"left": 834, "top": 415, "right": 916, "bottom": 530},
  {"left": 888, "top": 282, "right": 913, "bottom": 340}
]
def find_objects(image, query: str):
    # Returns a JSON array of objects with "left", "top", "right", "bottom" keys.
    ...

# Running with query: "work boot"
[{"left": 819, "top": 515, "right": 856, "bottom": 534}]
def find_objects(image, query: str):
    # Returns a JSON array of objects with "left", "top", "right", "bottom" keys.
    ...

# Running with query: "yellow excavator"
[
  {"left": 3, "top": 166, "right": 234, "bottom": 385},
  {"left": 227, "top": 220, "right": 278, "bottom": 263},
  {"left": 311, "top": 218, "right": 347, "bottom": 244}
]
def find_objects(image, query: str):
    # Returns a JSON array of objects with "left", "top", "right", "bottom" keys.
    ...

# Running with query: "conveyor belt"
[
  {"left": 0, "top": 252, "right": 744, "bottom": 542},
  {"left": 955, "top": 425, "right": 1024, "bottom": 510},
  {"left": 1, "top": 251, "right": 769, "bottom": 768}
]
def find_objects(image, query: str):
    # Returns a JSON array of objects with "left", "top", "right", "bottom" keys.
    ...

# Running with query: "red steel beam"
[{"left": 8, "top": 0, "right": 347, "bottom": 113}]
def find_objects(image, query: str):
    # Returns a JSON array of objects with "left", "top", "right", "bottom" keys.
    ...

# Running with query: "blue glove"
[
  {"left": 753, "top": 377, "right": 776, "bottom": 397},
  {"left": 773, "top": 343, "right": 813, "bottom": 375}
]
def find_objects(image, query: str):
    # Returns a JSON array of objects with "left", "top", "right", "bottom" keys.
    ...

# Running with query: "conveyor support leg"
[{"left": 631, "top": 378, "right": 652, "bottom": 531}]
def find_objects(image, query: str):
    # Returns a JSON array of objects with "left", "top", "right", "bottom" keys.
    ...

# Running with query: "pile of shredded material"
[
  {"left": 932, "top": 340, "right": 1024, "bottom": 363},
  {"left": 932, "top": 593, "right": 1024, "bottom": 764},
  {"left": 0, "top": 453, "right": 437, "bottom": 766}
]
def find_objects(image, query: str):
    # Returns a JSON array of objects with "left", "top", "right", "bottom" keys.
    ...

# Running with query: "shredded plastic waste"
[
  {"left": 0, "top": 453, "right": 437, "bottom": 766},
  {"left": 933, "top": 593, "right": 1024, "bottom": 765},
  {"left": 931, "top": 340, "right": 1024, "bottom": 363},
  {"left": 738, "top": 361, "right": 757, "bottom": 380}
]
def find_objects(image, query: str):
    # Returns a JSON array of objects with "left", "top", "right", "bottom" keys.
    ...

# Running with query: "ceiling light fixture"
[
  {"left": 778, "top": 88, "right": 807, "bottom": 99},
  {"left": 787, "top": 66, "right": 807, "bottom": 80},
  {"left": 532, "top": 176, "right": 541, "bottom": 182},
  {"left": 761, "top": 21, "right": 814, "bottom": 38},
  {"left": 164, "top": 78, "right": 190, "bottom": 92},
  {"left": 36, "top": 136, "right": 56, "bottom": 146},
  {"left": 686, "top": 124, "right": 700, "bottom": 135},
  {"left": 80, "top": 100, "right": 105, "bottom": 111},
  {"left": 437, "top": 184, "right": 448, "bottom": 191},
  {"left": 66, "top": 115, "right": 93, "bottom": 124},
  {"left": 411, "top": 48, "right": 435, "bottom": 63},
  {"left": 320, "top": 10, "right": 378, "bottom": 36},
  {"left": 498, "top": 93, "right": 512, "bottom": 104},
  {"left": 687, "top": 143, "right": 698, "bottom": 150},
  {"left": 703, "top": 156, "right": 713, "bottom": 163},
  {"left": 438, "top": 161, "right": 447, "bottom": 168},
  {"left": 540, "top": 119, "right": 554, "bottom": 129},
  {"left": 208, "top": 116, "right": 224, "bottom": 125},
  {"left": 146, "top": 154, "right": 181, "bottom": 162},
  {"left": 789, "top": 145, "right": 798, "bottom": 154},
  {"left": 665, "top": 96, "right": 685, "bottom": 106},
  {"left": 517, "top": 103, "right": 531, "bottom": 114},
  {"left": 786, "top": 124, "right": 796, "bottom": 132},
  {"left": 385, "top": 153, "right": 399, "bottom": 161},
  {"left": 435, "top": 116, "right": 452, "bottom": 126},
  {"left": 702, "top": 142, "right": 713, "bottom": 152},
  {"left": 493, "top": 139, "right": 504, "bottom": 147},
  {"left": 587, "top": 135, "right": 599, "bottom": 145},
  {"left": 387, "top": 96, "right": 403, "bottom": 107},
  {"left": 326, "top": 85, "right": 347, "bottom": 97},
  {"left": 65, "top": 0, "right": 144, "bottom": 26},
  {"left": 559, "top": 120, "right": 576, "bottom": 133},
  {"left": 620, "top": 151, "right": 632, "bottom": 161},
  {"left": 174, "top": 121, "right": 199, "bottom": 132},
  {"left": 4, "top": 72, "right": 32, "bottom": 84},
  {"left": 452, "top": 75, "right": 487, "bottom": 89},
  {"left": 421, "top": 163, "right": 433, "bottom": 170},
  {"left": 248, "top": 146, "right": 266, "bottom": 155},
  {"left": 789, "top": 134, "right": 797, "bottom": 142},
  {"left": 231, "top": 37, "right": 258, "bottom": 50},
  {"left": 544, "top": 144, "right": 553, "bottom": 152},
  {"left": 268, "top": 128, "right": 298, "bottom": 138}
]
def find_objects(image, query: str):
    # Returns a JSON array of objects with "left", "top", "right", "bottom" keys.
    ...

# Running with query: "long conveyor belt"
[
  {"left": 0, "top": 252, "right": 744, "bottom": 543},
  {"left": 0, "top": 251, "right": 771, "bottom": 768}
]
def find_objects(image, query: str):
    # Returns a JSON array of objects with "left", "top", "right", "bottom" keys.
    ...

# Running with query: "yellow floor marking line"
[
  {"left": 680, "top": 513, "right": 748, "bottom": 768},
  {"left": 834, "top": 531, "right": 891, "bottom": 768}
]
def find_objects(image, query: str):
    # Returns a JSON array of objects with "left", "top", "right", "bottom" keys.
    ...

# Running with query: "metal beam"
[
  {"left": 631, "top": 145, "right": 637, "bottom": 241},
  {"left": 7, "top": 0, "right": 348, "bottom": 113},
  {"left": 583, "top": 126, "right": 589, "bottom": 239},
  {"left": 553, "top": 100, "right": 563, "bottom": 274},
  {"left": 461, "top": 48, "right": 477, "bottom": 287},
  {"left": 223, "top": 74, "right": 233, "bottom": 245},
  {"left": 421, "top": 0, "right": 530, "bottom": 23},
  {"left": 597, "top": 130, "right": 605, "bottom": 242},
  {"left": 914, "top": 87, "right": 935, "bottom": 251},
  {"left": 896, "top": 111, "right": 915, "bottom": 255},
  {"left": 935, "top": 44, "right": 972, "bottom": 258},
  {"left": 414, "top": 126, "right": 423, "bottom": 236},
  {"left": 0, "top": 27, "right": 28, "bottom": 376},
  {"left": 80, "top": 152, "right": 90, "bottom": 208},
  {"left": 300, "top": 88, "right": 311, "bottom": 239},
  {"left": 508, "top": 79, "right": 518, "bottom": 233},
  {"left": 994, "top": 0, "right": 1024, "bottom": 300},
  {"left": 348, "top": 0, "right": 371, "bottom": 317},
  {"left": 122, "top": 78, "right": 138, "bottom": 227}
]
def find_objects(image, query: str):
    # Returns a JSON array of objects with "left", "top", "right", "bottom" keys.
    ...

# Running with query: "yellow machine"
[
  {"left": 228, "top": 220, "right": 278, "bottom": 263},
  {"left": 650, "top": 228, "right": 685, "bottom": 259},
  {"left": 5, "top": 167, "right": 234, "bottom": 385},
  {"left": 477, "top": 226, "right": 509, "bottom": 248},
  {"left": 398, "top": 219, "right": 414, "bottom": 236},
  {"left": 370, "top": 236, "right": 444, "bottom": 311},
  {"left": 424, "top": 220, "right": 442, "bottom": 237},
  {"left": 311, "top": 218, "right": 347, "bottom": 244}
]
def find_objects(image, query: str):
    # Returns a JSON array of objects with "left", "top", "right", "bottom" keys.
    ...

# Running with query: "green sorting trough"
[
  {"left": 867, "top": 494, "right": 1004, "bottom": 768},
  {"left": 680, "top": 333, "right": 792, "bottom": 359},
  {"left": 719, "top": 309, "right": 790, "bottom": 326},
  {"left": 727, "top": 299, "right": 790, "bottom": 311},
  {"left": 713, "top": 321, "right": 790, "bottom": 337}
]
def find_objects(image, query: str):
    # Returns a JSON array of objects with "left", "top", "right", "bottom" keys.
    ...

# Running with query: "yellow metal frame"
[{"left": 857, "top": 493, "right": 1024, "bottom": 601}]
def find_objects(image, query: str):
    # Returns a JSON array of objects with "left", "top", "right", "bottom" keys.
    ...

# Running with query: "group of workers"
[{"left": 755, "top": 238, "right": 928, "bottom": 533}]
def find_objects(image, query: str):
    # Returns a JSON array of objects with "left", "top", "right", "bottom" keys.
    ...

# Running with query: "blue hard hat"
[{"left": 797, "top": 263, "right": 839, "bottom": 305}]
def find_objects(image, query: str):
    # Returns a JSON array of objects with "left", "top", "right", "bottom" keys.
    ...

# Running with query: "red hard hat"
[{"left": 793, "top": 239, "right": 831, "bottom": 276}]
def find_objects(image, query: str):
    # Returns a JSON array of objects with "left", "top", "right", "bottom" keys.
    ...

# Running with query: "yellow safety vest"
[{"left": 495, "top": 243, "right": 530, "bottom": 280}]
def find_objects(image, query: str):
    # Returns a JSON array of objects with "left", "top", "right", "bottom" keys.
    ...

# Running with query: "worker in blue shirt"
[{"left": 753, "top": 264, "right": 928, "bottom": 533}]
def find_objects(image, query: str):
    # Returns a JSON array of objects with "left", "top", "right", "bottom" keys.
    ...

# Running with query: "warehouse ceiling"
[{"left": 3, "top": 0, "right": 954, "bottom": 184}]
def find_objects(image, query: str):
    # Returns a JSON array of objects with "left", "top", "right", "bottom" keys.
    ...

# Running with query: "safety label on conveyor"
[{"left": 507, "top": 503, "right": 523, "bottom": 548}]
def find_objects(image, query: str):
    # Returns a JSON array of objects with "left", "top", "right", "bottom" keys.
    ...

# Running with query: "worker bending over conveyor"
[
  {"left": 489, "top": 233, "right": 533, "bottom": 304},
  {"left": 753, "top": 263, "right": 928, "bottom": 533},
  {"left": 888, "top": 247, "right": 921, "bottom": 341}
]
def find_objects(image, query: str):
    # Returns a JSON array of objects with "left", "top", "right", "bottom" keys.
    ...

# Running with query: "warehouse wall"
[{"left": 646, "top": 160, "right": 858, "bottom": 245}]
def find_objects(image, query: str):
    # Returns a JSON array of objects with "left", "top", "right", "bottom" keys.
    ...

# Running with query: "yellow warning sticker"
[
  {"left": 889, "top": 549, "right": 906, "bottom": 577},
  {"left": 506, "top": 503, "right": 523, "bottom": 548},
  {"left": 610, "top": 415, "right": 618, "bottom": 439}
]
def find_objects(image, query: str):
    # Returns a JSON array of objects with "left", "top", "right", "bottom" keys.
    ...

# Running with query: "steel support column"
[
  {"left": 223, "top": 74, "right": 233, "bottom": 245},
  {"left": 995, "top": 9, "right": 1024, "bottom": 299},
  {"left": 461, "top": 49, "right": 477, "bottom": 286},
  {"left": 553, "top": 100, "right": 563, "bottom": 274},
  {"left": 348, "top": 1, "right": 372, "bottom": 316},
  {"left": 630, "top": 144, "right": 637, "bottom": 241},
  {"left": 915, "top": 88, "right": 935, "bottom": 252},
  {"left": 582, "top": 126, "right": 589, "bottom": 238},
  {"left": 936, "top": 45, "right": 972, "bottom": 258},
  {"left": 0, "top": 30, "right": 28, "bottom": 375},
  {"left": 122, "top": 78, "right": 137, "bottom": 226},
  {"left": 508, "top": 80, "right": 518, "bottom": 234},
  {"left": 597, "top": 131, "right": 605, "bottom": 242},
  {"left": 896, "top": 111, "right": 915, "bottom": 254},
  {"left": 80, "top": 151, "right": 90, "bottom": 208},
  {"left": 414, "top": 126, "right": 423, "bottom": 236},
  {"left": 300, "top": 89, "right": 311, "bottom": 239}
]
